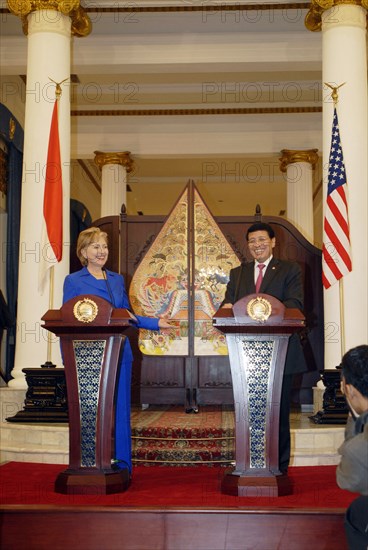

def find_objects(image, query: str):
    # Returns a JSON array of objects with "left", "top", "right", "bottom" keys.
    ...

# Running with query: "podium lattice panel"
[
  {"left": 74, "top": 340, "right": 106, "bottom": 467},
  {"left": 241, "top": 340, "right": 274, "bottom": 469}
]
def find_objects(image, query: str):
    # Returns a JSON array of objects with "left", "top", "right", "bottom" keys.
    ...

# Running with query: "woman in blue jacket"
[{"left": 63, "top": 226, "right": 171, "bottom": 474}]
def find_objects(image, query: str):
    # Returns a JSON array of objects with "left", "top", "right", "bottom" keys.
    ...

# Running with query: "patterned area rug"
[{"left": 131, "top": 405, "right": 235, "bottom": 465}]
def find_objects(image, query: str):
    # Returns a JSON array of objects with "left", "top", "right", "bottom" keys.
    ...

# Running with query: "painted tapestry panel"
[{"left": 129, "top": 186, "right": 241, "bottom": 355}]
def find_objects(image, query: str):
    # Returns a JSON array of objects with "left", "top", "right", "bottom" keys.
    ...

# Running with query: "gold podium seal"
[
  {"left": 73, "top": 298, "right": 98, "bottom": 323},
  {"left": 247, "top": 296, "right": 272, "bottom": 322}
]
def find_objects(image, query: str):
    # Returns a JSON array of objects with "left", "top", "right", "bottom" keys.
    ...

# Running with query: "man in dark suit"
[{"left": 222, "top": 222, "right": 307, "bottom": 473}]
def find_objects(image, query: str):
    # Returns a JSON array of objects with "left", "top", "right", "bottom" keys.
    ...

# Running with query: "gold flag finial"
[
  {"left": 49, "top": 77, "right": 69, "bottom": 100},
  {"left": 324, "top": 82, "right": 346, "bottom": 105}
]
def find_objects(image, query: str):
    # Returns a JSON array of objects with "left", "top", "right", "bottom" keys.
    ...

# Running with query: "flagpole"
[
  {"left": 46, "top": 266, "right": 55, "bottom": 364},
  {"left": 339, "top": 279, "right": 345, "bottom": 357}
]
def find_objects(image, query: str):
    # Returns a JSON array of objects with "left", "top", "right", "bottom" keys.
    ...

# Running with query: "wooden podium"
[
  {"left": 213, "top": 294, "right": 305, "bottom": 497},
  {"left": 42, "top": 295, "right": 134, "bottom": 495}
]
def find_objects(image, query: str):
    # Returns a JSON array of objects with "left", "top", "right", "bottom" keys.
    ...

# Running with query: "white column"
[
  {"left": 321, "top": 4, "right": 368, "bottom": 368},
  {"left": 94, "top": 151, "right": 134, "bottom": 217},
  {"left": 8, "top": 11, "right": 72, "bottom": 388},
  {"left": 6, "top": 2, "right": 91, "bottom": 388},
  {"left": 280, "top": 149, "right": 318, "bottom": 243}
]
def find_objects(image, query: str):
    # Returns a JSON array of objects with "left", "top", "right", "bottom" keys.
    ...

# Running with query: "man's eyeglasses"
[{"left": 248, "top": 237, "right": 271, "bottom": 245}]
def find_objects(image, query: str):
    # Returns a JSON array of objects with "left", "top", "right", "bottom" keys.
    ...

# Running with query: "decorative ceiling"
[{"left": 1, "top": 0, "right": 324, "bottom": 221}]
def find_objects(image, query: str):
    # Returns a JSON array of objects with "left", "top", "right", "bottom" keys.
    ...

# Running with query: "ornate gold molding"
[
  {"left": 7, "top": 0, "right": 91, "bottom": 37},
  {"left": 279, "top": 149, "right": 319, "bottom": 172},
  {"left": 9, "top": 118, "right": 16, "bottom": 141},
  {"left": 84, "top": 3, "right": 310, "bottom": 13},
  {"left": 94, "top": 151, "right": 134, "bottom": 173},
  {"left": 73, "top": 106, "right": 322, "bottom": 117},
  {"left": 305, "top": 0, "right": 368, "bottom": 31}
]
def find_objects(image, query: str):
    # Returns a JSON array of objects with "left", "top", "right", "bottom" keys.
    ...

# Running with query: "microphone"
[{"left": 102, "top": 267, "right": 116, "bottom": 308}]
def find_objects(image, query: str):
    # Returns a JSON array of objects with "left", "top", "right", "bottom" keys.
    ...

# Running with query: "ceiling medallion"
[
  {"left": 73, "top": 298, "right": 98, "bottom": 323},
  {"left": 247, "top": 297, "right": 272, "bottom": 323}
]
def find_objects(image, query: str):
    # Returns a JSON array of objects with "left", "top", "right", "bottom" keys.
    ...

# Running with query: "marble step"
[
  {"left": 0, "top": 413, "right": 345, "bottom": 467},
  {"left": 0, "top": 422, "right": 69, "bottom": 465}
]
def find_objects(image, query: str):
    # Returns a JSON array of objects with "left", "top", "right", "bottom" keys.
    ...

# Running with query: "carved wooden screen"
[{"left": 94, "top": 182, "right": 324, "bottom": 409}]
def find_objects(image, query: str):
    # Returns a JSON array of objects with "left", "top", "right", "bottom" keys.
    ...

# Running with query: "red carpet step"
[
  {"left": 0, "top": 461, "right": 357, "bottom": 508},
  {"left": 0, "top": 462, "right": 357, "bottom": 550}
]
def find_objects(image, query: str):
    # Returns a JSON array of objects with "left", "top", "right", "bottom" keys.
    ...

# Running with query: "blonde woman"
[{"left": 63, "top": 227, "right": 171, "bottom": 477}]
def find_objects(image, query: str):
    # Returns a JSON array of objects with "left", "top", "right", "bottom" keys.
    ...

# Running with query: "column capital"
[
  {"left": 94, "top": 151, "right": 134, "bottom": 173},
  {"left": 279, "top": 149, "right": 319, "bottom": 173},
  {"left": 305, "top": 0, "right": 368, "bottom": 32},
  {"left": 7, "top": 0, "right": 91, "bottom": 37}
]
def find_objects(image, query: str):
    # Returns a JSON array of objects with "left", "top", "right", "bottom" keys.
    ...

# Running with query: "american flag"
[{"left": 322, "top": 108, "right": 352, "bottom": 289}]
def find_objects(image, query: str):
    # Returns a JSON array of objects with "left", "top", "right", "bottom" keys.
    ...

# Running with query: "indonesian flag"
[{"left": 38, "top": 100, "right": 63, "bottom": 292}]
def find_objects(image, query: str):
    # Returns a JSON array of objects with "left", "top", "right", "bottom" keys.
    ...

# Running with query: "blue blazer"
[{"left": 63, "top": 267, "right": 160, "bottom": 362}]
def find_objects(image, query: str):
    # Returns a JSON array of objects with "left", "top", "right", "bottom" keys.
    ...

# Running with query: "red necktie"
[{"left": 255, "top": 264, "right": 265, "bottom": 293}]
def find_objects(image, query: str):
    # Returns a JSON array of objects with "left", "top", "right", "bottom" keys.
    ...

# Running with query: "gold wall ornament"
[
  {"left": 305, "top": 0, "right": 366, "bottom": 31},
  {"left": 9, "top": 118, "right": 16, "bottom": 141},
  {"left": 58, "top": 0, "right": 79, "bottom": 15},
  {"left": 315, "top": 0, "right": 334, "bottom": 8},
  {"left": 7, "top": 0, "right": 91, "bottom": 37},
  {"left": 246, "top": 297, "right": 272, "bottom": 323},
  {"left": 8, "top": 0, "right": 78, "bottom": 16},
  {"left": 94, "top": 151, "right": 134, "bottom": 173},
  {"left": 7, "top": 0, "right": 32, "bottom": 16},
  {"left": 279, "top": 149, "right": 319, "bottom": 173},
  {"left": 73, "top": 298, "right": 99, "bottom": 323},
  {"left": 69, "top": 4, "right": 92, "bottom": 37}
]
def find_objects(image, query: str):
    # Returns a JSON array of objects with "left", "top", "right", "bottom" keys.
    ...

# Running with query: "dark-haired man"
[
  {"left": 222, "top": 222, "right": 307, "bottom": 473},
  {"left": 337, "top": 344, "right": 368, "bottom": 550}
]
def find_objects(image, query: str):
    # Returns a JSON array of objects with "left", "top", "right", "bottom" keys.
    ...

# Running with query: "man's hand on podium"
[{"left": 158, "top": 318, "right": 175, "bottom": 331}]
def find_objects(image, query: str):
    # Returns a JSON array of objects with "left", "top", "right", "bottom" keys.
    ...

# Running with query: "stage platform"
[
  {"left": 0, "top": 397, "right": 352, "bottom": 550},
  {"left": 1, "top": 503, "right": 349, "bottom": 550},
  {"left": 0, "top": 461, "right": 355, "bottom": 550}
]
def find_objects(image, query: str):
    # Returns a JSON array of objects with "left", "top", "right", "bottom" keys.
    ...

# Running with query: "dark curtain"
[
  {"left": 4, "top": 143, "right": 23, "bottom": 381},
  {"left": 70, "top": 198, "right": 92, "bottom": 273},
  {"left": 0, "top": 289, "right": 13, "bottom": 381},
  {"left": 0, "top": 104, "right": 24, "bottom": 382}
]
